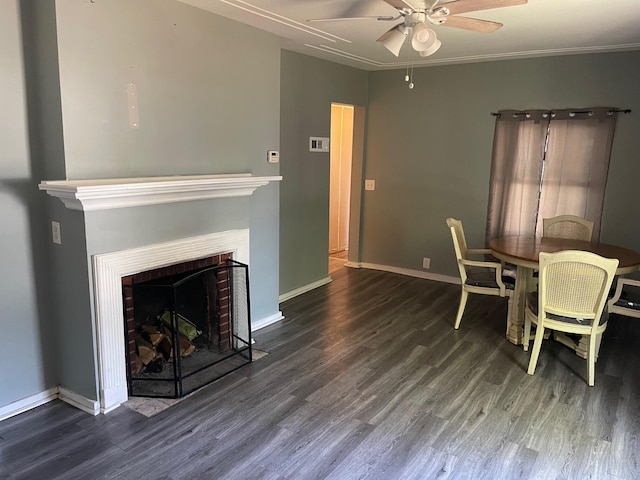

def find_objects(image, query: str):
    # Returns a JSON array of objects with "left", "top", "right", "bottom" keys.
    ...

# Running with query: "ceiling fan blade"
[
  {"left": 444, "top": 0, "right": 527, "bottom": 16},
  {"left": 443, "top": 15, "right": 503, "bottom": 32},
  {"left": 308, "top": 15, "right": 397, "bottom": 23}
]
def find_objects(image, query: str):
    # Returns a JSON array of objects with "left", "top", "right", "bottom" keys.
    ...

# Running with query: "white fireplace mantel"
[{"left": 38, "top": 173, "right": 283, "bottom": 211}]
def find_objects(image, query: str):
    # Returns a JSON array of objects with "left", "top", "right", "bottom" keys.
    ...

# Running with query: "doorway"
[{"left": 329, "top": 103, "right": 354, "bottom": 273}]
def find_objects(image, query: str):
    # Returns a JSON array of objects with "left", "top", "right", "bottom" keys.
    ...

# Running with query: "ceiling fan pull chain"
[{"left": 408, "top": 63, "right": 415, "bottom": 89}]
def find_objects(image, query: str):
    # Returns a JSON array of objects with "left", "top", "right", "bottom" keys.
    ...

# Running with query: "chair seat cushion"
[
  {"left": 465, "top": 267, "right": 515, "bottom": 289},
  {"left": 527, "top": 291, "right": 608, "bottom": 326}
]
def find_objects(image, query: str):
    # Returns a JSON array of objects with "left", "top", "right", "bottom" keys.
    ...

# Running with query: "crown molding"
[{"left": 38, "top": 173, "right": 282, "bottom": 211}]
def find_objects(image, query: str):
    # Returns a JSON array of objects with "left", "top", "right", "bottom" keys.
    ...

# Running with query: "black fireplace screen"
[{"left": 122, "top": 259, "right": 252, "bottom": 398}]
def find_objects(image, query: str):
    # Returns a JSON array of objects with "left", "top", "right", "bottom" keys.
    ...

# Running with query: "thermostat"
[{"left": 267, "top": 150, "right": 279, "bottom": 163}]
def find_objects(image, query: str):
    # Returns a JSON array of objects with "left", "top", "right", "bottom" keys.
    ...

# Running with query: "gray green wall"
[
  {"left": 278, "top": 50, "right": 640, "bottom": 296},
  {"left": 0, "top": 0, "right": 57, "bottom": 408},
  {"left": 49, "top": 0, "right": 280, "bottom": 400},
  {"left": 362, "top": 51, "right": 640, "bottom": 279},
  {"left": 3, "top": 0, "right": 281, "bottom": 407},
  {"left": 279, "top": 51, "right": 368, "bottom": 295}
]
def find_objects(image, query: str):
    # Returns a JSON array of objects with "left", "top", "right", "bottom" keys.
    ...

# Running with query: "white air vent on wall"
[{"left": 309, "top": 137, "right": 330, "bottom": 152}]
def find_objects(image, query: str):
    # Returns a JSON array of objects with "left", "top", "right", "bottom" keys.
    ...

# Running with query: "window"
[{"left": 485, "top": 108, "right": 619, "bottom": 243}]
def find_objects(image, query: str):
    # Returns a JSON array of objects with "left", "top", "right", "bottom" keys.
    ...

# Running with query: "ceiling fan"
[{"left": 309, "top": 0, "right": 528, "bottom": 58}]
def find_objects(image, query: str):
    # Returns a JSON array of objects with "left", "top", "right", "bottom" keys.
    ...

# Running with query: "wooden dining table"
[{"left": 489, "top": 236, "right": 640, "bottom": 355}]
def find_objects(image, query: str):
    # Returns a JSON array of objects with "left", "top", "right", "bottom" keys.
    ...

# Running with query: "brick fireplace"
[{"left": 122, "top": 252, "right": 252, "bottom": 398}]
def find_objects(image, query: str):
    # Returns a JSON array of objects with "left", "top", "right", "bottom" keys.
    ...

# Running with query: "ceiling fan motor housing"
[{"left": 405, "top": 12, "right": 426, "bottom": 27}]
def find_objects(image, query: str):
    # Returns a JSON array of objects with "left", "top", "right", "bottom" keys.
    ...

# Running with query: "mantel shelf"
[{"left": 38, "top": 173, "right": 282, "bottom": 211}]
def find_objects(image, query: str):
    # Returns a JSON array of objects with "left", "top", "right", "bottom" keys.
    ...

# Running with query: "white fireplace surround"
[
  {"left": 93, "top": 229, "right": 250, "bottom": 413},
  {"left": 34, "top": 174, "right": 283, "bottom": 414}
]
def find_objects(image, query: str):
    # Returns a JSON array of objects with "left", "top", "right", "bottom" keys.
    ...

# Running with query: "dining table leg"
[
  {"left": 575, "top": 334, "right": 602, "bottom": 360},
  {"left": 506, "top": 265, "right": 528, "bottom": 345}
]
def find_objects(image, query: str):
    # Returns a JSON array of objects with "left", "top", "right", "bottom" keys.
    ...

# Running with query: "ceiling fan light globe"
[
  {"left": 412, "top": 23, "right": 438, "bottom": 52},
  {"left": 380, "top": 25, "right": 408, "bottom": 57},
  {"left": 418, "top": 38, "right": 441, "bottom": 57}
]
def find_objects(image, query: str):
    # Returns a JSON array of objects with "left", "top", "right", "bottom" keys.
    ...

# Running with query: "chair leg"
[
  {"left": 587, "top": 334, "right": 597, "bottom": 386},
  {"left": 454, "top": 289, "right": 468, "bottom": 329},
  {"left": 527, "top": 325, "right": 545, "bottom": 375},
  {"left": 594, "top": 332, "right": 604, "bottom": 362}
]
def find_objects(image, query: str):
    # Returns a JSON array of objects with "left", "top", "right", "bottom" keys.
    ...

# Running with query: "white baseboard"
[
  {"left": 252, "top": 311, "right": 285, "bottom": 331},
  {"left": 279, "top": 276, "right": 332, "bottom": 303},
  {"left": 345, "top": 261, "right": 460, "bottom": 285},
  {"left": 0, "top": 387, "right": 59, "bottom": 422},
  {"left": 0, "top": 384, "right": 101, "bottom": 422},
  {"left": 58, "top": 386, "right": 100, "bottom": 416}
]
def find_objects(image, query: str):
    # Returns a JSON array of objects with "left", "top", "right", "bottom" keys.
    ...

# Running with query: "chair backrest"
[
  {"left": 543, "top": 215, "right": 594, "bottom": 241},
  {"left": 538, "top": 250, "right": 618, "bottom": 332},
  {"left": 446, "top": 218, "right": 468, "bottom": 281}
]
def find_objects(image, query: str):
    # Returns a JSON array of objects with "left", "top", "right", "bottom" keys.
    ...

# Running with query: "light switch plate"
[
  {"left": 365, "top": 179, "right": 375, "bottom": 191},
  {"left": 309, "top": 137, "right": 330, "bottom": 152}
]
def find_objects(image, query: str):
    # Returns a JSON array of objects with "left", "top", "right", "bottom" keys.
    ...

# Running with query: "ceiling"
[{"left": 177, "top": 0, "right": 640, "bottom": 71}]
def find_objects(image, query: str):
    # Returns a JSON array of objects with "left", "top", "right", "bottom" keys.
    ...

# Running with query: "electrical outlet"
[
  {"left": 365, "top": 179, "right": 375, "bottom": 191},
  {"left": 52, "top": 221, "right": 62, "bottom": 245},
  {"left": 422, "top": 257, "right": 431, "bottom": 269}
]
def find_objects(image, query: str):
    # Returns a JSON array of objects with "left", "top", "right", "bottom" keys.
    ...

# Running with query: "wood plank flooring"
[{"left": 1, "top": 264, "right": 640, "bottom": 479}]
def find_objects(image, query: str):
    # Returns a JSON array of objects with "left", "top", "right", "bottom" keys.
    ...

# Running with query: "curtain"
[
  {"left": 536, "top": 108, "right": 617, "bottom": 240},
  {"left": 485, "top": 110, "right": 548, "bottom": 242},
  {"left": 486, "top": 108, "right": 618, "bottom": 244}
]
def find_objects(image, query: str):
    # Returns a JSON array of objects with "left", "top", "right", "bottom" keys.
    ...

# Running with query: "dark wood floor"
[
  {"left": 329, "top": 250, "right": 348, "bottom": 275},
  {"left": 2, "top": 265, "right": 640, "bottom": 479}
]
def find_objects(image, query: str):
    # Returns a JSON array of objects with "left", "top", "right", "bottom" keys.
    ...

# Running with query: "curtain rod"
[{"left": 491, "top": 108, "right": 631, "bottom": 117}]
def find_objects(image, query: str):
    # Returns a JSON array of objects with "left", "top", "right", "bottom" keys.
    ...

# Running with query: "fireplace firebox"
[{"left": 122, "top": 257, "right": 252, "bottom": 398}]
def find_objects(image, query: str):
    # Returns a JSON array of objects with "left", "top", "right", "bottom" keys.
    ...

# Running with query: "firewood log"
[
  {"left": 141, "top": 325, "right": 166, "bottom": 347},
  {"left": 180, "top": 337, "right": 196, "bottom": 357},
  {"left": 138, "top": 345, "right": 156, "bottom": 366}
]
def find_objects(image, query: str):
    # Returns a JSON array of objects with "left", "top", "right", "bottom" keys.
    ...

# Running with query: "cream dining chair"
[
  {"left": 608, "top": 278, "right": 640, "bottom": 318},
  {"left": 523, "top": 250, "right": 618, "bottom": 386},
  {"left": 446, "top": 218, "right": 514, "bottom": 330},
  {"left": 543, "top": 215, "right": 594, "bottom": 241}
]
